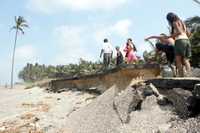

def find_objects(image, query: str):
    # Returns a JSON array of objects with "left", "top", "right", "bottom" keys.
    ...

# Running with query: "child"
[{"left": 115, "top": 46, "right": 123, "bottom": 66}]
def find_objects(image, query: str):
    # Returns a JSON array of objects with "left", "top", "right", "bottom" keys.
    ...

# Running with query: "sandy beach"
[{"left": 0, "top": 85, "right": 96, "bottom": 133}]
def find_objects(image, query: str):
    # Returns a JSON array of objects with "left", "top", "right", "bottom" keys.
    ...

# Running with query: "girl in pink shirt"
[{"left": 124, "top": 38, "right": 138, "bottom": 64}]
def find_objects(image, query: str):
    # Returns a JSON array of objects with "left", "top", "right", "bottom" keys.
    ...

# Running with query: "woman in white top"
[{"left": 166, "top": 12, "right": 192, "bottom": 77}]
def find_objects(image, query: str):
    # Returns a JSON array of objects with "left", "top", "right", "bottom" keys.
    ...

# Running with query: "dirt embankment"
[{"left": 49, "top": 64, "right": 160, "bottom": 93}]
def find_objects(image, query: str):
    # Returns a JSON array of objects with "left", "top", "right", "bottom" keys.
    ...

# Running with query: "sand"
[{"left": 0, "top": 85, "right": 96, "bottom": 133}]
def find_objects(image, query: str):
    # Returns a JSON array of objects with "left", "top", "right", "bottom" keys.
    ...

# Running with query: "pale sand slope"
[
  {"left": 64, "top": 86, "right": 177, "bottom": 133},
  {"left": 0, "top": 86, "right": 96, "bottom": 133}
]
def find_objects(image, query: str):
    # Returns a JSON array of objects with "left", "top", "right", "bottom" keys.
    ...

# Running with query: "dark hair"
[
  {"left": 166, "top": 12, "right": 180, "bottom": 34},
  {"left": 127, "top": 38, "right": 137, "bottom": 52},
  {"left": 127, "top": 38, "right": 132, "bottom": 42},
  {"left": 104, "top": 38, "right": 108, "bottom": 43},
  {"left": 133, "top": 44, "right": 137, "bottom": 52},
  {"left": 156, "top": 42, "right": 164, "bottom": 51},
  {"left": 166, "top": 12, "right": 180, "bottom": 25},
  {"left": 115, "top": 46, "right": 120, "bottom": 50}
]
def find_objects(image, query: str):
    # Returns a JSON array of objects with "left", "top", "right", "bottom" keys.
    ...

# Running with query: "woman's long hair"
[
  {"left": 127, "top": 38, "right": 137, "bottom": 52},
  {"left": 166, "top": 12, "right": 180, "bottom": 34}
]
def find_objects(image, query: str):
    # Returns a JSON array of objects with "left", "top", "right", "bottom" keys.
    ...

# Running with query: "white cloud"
[
  {"left": 52, "top": 19, "right": 133, "bottom": 64},
  {"left": 0, "top": 58, "right": 10, "bottom": 85},
  {"left": 26, "top": 0, "right": 128, "bottom": 13},
  {"left": 16, "top": 45, "right": 38, "bottom": 62},
  {"left": 112, "top": 19, "right": 132, "bottom": 37},
  {"left": 94, "top": 19, "right": 132, "bottom": 42},
  {"left": 53, "top": 25, "right": 96, "bottom": 64}
]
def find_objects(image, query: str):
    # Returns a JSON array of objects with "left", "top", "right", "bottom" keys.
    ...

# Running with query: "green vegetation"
[
  {"left": 18, "top": 59, "right": 104, "bottom": 82},
  {"left": 18, "top": 57, "right": 145, "bottom": 82},
  {"left": 185, "top": 16, "right": 200, "bottom": 67}
]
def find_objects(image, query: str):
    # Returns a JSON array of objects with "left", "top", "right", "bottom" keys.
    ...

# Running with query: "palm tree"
[
  {"left": 10, "top": 16, "right": 28, "bottom": 88},
  {"left": 193, "top": 0, "right": 200, "bottom": 5}
]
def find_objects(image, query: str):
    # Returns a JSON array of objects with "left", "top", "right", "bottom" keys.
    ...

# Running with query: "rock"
[
  {"left": 147, "top": 83, "right": 160, "bottom": 97},
  {"left": 125, "top": 95, "right": 175, "bottom": 133},
  {"left": 144, "top": 83, "right": 170, "bottom": 106},
  {"left": 57, "top": 98, "right": 61, "bottom": 101},
  {"left": 145, "top": 78, "right": 200, "bottom": 117},
  {"left": 193, "top": 84, "right": 200, "bottom": 99},
  {"left": 187, "top": 96, "right": 200, "bottom": 117},
  {"left": 169, "top": 115, "right": 200, "bottom": 132},
  {"left": 166, "top": 88, "right": 193, "bottom": 118},
  {"left": 64, "top": 85, "right": 147, "bottom": 133},
  {"left": 141, "top": 95, "right": 158, "bottom": 110},
  {"left": 142, "top": 89, "right": 154, "bottom": 97},
  {"left": 146, "top": 78, "right": 200, "bottom": 91},
  {"left": 192, "top": 68, "right": 200, "bottom": 77},
  {"left": 46, "top": 78, "right": 200, "bottom": 132},
  {"left": 157, "top": 96, "right": 170, "bottom": 106},
  {"left": 64, "top": 86, "right": 123, "bottom": 133},
  {"left": 113, "top": 86, "right": 143, "bottom": 123}
]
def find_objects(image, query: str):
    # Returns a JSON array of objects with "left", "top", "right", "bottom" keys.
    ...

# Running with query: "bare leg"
[
  {"left": 183, "top": 58, "right": 191, "bottom": 76},
  {"left": 169, "top": 64, "right": 176, "bottom": 77},
  {"left": 176, "top": 56, "right": 184, "bottom": 77}
]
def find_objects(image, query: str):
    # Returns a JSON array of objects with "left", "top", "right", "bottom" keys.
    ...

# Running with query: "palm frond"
[
  {"left": 15, "top": 16, "right": 17, "bottom": 24},
  {"left": 194, "top": 0, "right": 200, "bottom": 5},
  {"left": 11, "top": 16, "right": 28, "bottom": 34},
  {"left": 21, "top": 23, "right": 29, "bottom": 28},
  {"left": 19, "top": 16, "right": 27, "bottom": 23},
  {"left": 18, "top": 27, "right": 25, "bottom": 34},
  {"left": 10, "top": 26, "right": 17, "bottom": 30}
]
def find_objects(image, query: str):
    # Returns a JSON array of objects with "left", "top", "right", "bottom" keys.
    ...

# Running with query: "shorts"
[
  {"left": 175, "top": 39, "right": 192, "bottom": 58},
  {"left": 156, "top": 43, "right": 175, "bottom": 64}
]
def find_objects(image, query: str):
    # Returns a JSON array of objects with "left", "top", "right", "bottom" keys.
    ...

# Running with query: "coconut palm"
[
  {"left": 10, "top": 16, "right": 28, "bottom": 88},
  {"left": 193, "top": 0, "right": 200, "bottom": 5}
]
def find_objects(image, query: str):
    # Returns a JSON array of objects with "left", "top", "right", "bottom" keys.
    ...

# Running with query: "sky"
[{"left": 0, "top": 0, "right": 200, "bottom": 85}]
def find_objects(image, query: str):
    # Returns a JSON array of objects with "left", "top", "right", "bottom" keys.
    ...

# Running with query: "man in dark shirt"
[{"left": 115, "top": 46, "right": 123, "bottom": 66}]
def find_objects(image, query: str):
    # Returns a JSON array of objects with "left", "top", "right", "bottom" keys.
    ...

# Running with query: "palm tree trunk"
[{"left": 10, "top": 29, "right": 18, "bottom": 88}]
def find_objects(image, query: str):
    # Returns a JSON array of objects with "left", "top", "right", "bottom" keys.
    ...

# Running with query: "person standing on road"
[{"left": 100, "top": 38, "right": 114, "bottom": 69}]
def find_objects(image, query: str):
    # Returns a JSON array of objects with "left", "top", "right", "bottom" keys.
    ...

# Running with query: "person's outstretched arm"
[
  {"left": 145, "top": 36, "right": 163, "bottom": 41},
  {"left": 145, "top": 35, "right": 168, "bottom": 44}
]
